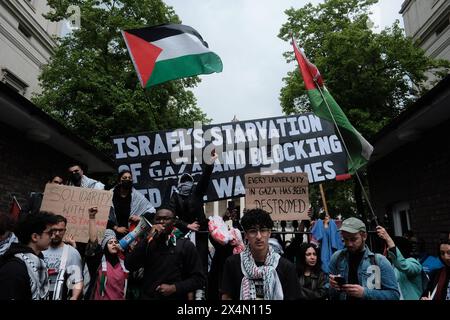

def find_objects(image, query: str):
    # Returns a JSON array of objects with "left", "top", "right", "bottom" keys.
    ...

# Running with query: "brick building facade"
[
  {"left": 0, "top": 82, "right": 114, "bottom": 213},
  {"left": 368, "top": 76, "right": 450, "bottom": 254}
]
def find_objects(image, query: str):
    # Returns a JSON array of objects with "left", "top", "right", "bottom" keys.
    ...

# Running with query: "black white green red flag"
[
  {"left": 292, "top": 37, "right": 373, "bottom": 174},
  {"left": 122, "top": 24, "right": 223, "bottom": 88}
]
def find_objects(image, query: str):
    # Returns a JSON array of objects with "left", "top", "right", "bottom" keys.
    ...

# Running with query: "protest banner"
[
  {"left": 40, "top": 184, "right": 113, "bottom": 243},
  {"left": 112, "top": 113, "right": 347, "bottom": 207},
  {"left": 245, "top": 172, "right": 309, "bottom": 220}
]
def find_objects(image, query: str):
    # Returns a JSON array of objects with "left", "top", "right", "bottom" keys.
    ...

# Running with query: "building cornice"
[
  {"left": 399, "top": 0, "right": 412, "bottom": 14},
  {"left": 2, "top": 0, "right": 57, "bottom": 54},
  {"left": 427, "top": 34, "right": 450, "bottom": 59},
  {"left": 408, "top": 3, "right": 449, "bottom": 46},
  {"left": 0, "top": 23, "right": 44, "bottom": 67}
]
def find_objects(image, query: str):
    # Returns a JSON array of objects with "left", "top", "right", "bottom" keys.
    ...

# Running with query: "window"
[
  {"left": 1, "top": 68, "right": 28, "bottom": 95},
  {"left": 18, "top": 23, "right": 32, "bottom": 39},
  {"left": 391, "top": 202, "right": 411, "bottom": 237},
  {"left": 435, "top": 15, "right": 449, "bottom": 35}
]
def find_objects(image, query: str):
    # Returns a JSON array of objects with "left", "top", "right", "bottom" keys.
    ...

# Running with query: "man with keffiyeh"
[
  {"left": 0, "top": 212, "right": 57, "bottom": 300},
  {"left": 221, "top": 209, "right": 301, "bottom": 300},
  {"left": 66, "top": 163, "right": 104, "bottom": 190}
]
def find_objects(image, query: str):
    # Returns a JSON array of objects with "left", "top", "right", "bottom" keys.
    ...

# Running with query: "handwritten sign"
[
  {"left": 40, "top": 184, "right": 113, "bottom": 243},
  {"left": 245, "top": 173, "right": 310, "bottom": 221}
]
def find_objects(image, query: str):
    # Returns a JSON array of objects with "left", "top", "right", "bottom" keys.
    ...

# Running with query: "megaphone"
[{"left": 119, "top": 216, "right": 152, "bottom": 250}]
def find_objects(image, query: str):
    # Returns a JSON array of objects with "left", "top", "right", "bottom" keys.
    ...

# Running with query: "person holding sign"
[
  {"left": 168, "top": 150, "right": 218, "bottom": 298},
  {"left": 108, "top": 170, "right": 155, "bottom": 239},
  {"left": 84, "top": 207, "right": 129, "bottom": 300},
  {"left": 221, "top": 209, "right": 301, "bottom": 300},
  {"left": 66, "top": 163, "right": 104, "bottom": 190}
]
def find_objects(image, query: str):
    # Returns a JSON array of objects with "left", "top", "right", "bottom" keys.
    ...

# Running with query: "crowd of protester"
[{"left": 0, "top": 158, "right": 449, "bottom": 301}]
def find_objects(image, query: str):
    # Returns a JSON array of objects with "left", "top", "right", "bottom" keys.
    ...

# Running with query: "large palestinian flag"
[
  {"left": 122, "top": 24, "right": 223, "bottom": 88},
  {"left": 292, "top": 37, "right": 373, "bottom": 174}
]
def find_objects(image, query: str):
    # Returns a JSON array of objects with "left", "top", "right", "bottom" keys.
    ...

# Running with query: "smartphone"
[{"left": 334, "top": 276, "right": 346, "bottom": 286}]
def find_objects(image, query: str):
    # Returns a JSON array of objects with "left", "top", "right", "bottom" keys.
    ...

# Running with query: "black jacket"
[
  {"left": 298, "top": 271, "right": 328, "bottom": 300},
  {"left": 421, "top": 266, "right": 450, "bottom": 300},
  {"left": 125, "top": 237, "right": 206, "bottom": 300},
  {"left": 168, "top": 164, "right": 213, "bottom": 232},
  {"left": 0, "top": 243, "right": 38, "bottom": 300}
]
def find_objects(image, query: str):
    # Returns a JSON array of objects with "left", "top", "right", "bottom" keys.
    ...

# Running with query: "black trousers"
[{"left": 194, "top": 231, "right": 209, "bottom": 277}]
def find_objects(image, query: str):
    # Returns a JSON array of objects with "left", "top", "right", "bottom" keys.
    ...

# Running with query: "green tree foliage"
[
  {"left": 278, "top": 0, "right": 449, "bottom": 218},
  {"left": 33, "top": 0, "right": 209, "bottom": 154},
  {"left": 279, "top": 0, "right": 449, "bottom": 138}
]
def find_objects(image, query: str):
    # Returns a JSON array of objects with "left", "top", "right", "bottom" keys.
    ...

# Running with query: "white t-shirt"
[{"left": 43, "top": 244, "right": 83, "bottom": 293}]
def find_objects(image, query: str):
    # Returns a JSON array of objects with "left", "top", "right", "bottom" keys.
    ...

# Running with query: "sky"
[{"left": 163, "top": 0, "right": 405, "bottom": 124}]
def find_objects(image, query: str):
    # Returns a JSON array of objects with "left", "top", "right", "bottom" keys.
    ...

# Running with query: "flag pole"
[
  {"left": 319, "top": 183, "right": 329, "bottom": 216},
  {"left": 312, "top": 78, "right": 378, "bottom": 226},
  {"left": 290, "top": 35, "right": 378, "bottom": 225}
]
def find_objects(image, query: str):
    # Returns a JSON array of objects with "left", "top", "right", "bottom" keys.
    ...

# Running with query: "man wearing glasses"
[
  {"left": 43, "top": 215, "right": 84, "bottom": 300},
  {"left": 125, "top": 206, "right": 205, "bottom": 300},
  {"left": 0, "top": 211, "right": 57, "bottom": 300},
  {"left": 221, "top": 208, "right": 301, "bottom": 300}
]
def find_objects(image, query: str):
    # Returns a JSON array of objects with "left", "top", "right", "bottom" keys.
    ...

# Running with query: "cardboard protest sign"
[
  {"left": 40, "top": 184, "right": 113, "bottom": 243},
  {"left": 245, "top": 172, "right": 310, "bottom": 221}
]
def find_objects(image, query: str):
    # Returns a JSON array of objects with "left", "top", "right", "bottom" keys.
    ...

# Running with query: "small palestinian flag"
[{"left": 122, "top": 24, "right": 223, "bottom": 88}]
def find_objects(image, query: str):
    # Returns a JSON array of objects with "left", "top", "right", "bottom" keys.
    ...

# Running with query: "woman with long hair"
[{"left": 297, "top": 243, "right": 328, "bottom": 300}]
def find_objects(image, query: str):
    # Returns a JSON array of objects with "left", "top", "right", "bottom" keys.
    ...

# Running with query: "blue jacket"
[{"left": 329, "top": 245, "right": 400, "bottom": 300}]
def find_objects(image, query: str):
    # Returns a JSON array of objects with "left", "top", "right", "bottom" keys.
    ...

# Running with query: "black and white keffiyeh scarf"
[
  {"left": 15, "top": 252, "right": 49, "bottom": 300},
  {"left": 0, "top": 232, "right": 18, "bottom": 256},
  {"left": 239, "top": 245, "right": 283, "bottom": 300}
]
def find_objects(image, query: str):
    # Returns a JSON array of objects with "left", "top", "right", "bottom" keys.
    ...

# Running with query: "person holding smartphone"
[{"left": 328, "top": 217, "right": 400, "bottom": 300}]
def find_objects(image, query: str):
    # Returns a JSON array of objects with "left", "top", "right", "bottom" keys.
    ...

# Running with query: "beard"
[{"left": 51, "top": 236, "right": 63, "bottom": 247}]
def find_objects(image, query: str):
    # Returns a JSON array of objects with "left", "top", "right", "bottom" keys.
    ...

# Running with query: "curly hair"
[
  {"left": 240, "top": 208, "right": 273, "bottom": 231},
  {"left": 297, "top": 242, "right": 322, "bottom": 276}
]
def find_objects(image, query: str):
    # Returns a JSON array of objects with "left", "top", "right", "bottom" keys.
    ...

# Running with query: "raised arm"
[
  {"left": 195, "top": 152, "right": 217, "bottom": 196},
  {"left": 88, "top": 206, "right": 98, "bottom": 243}
]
